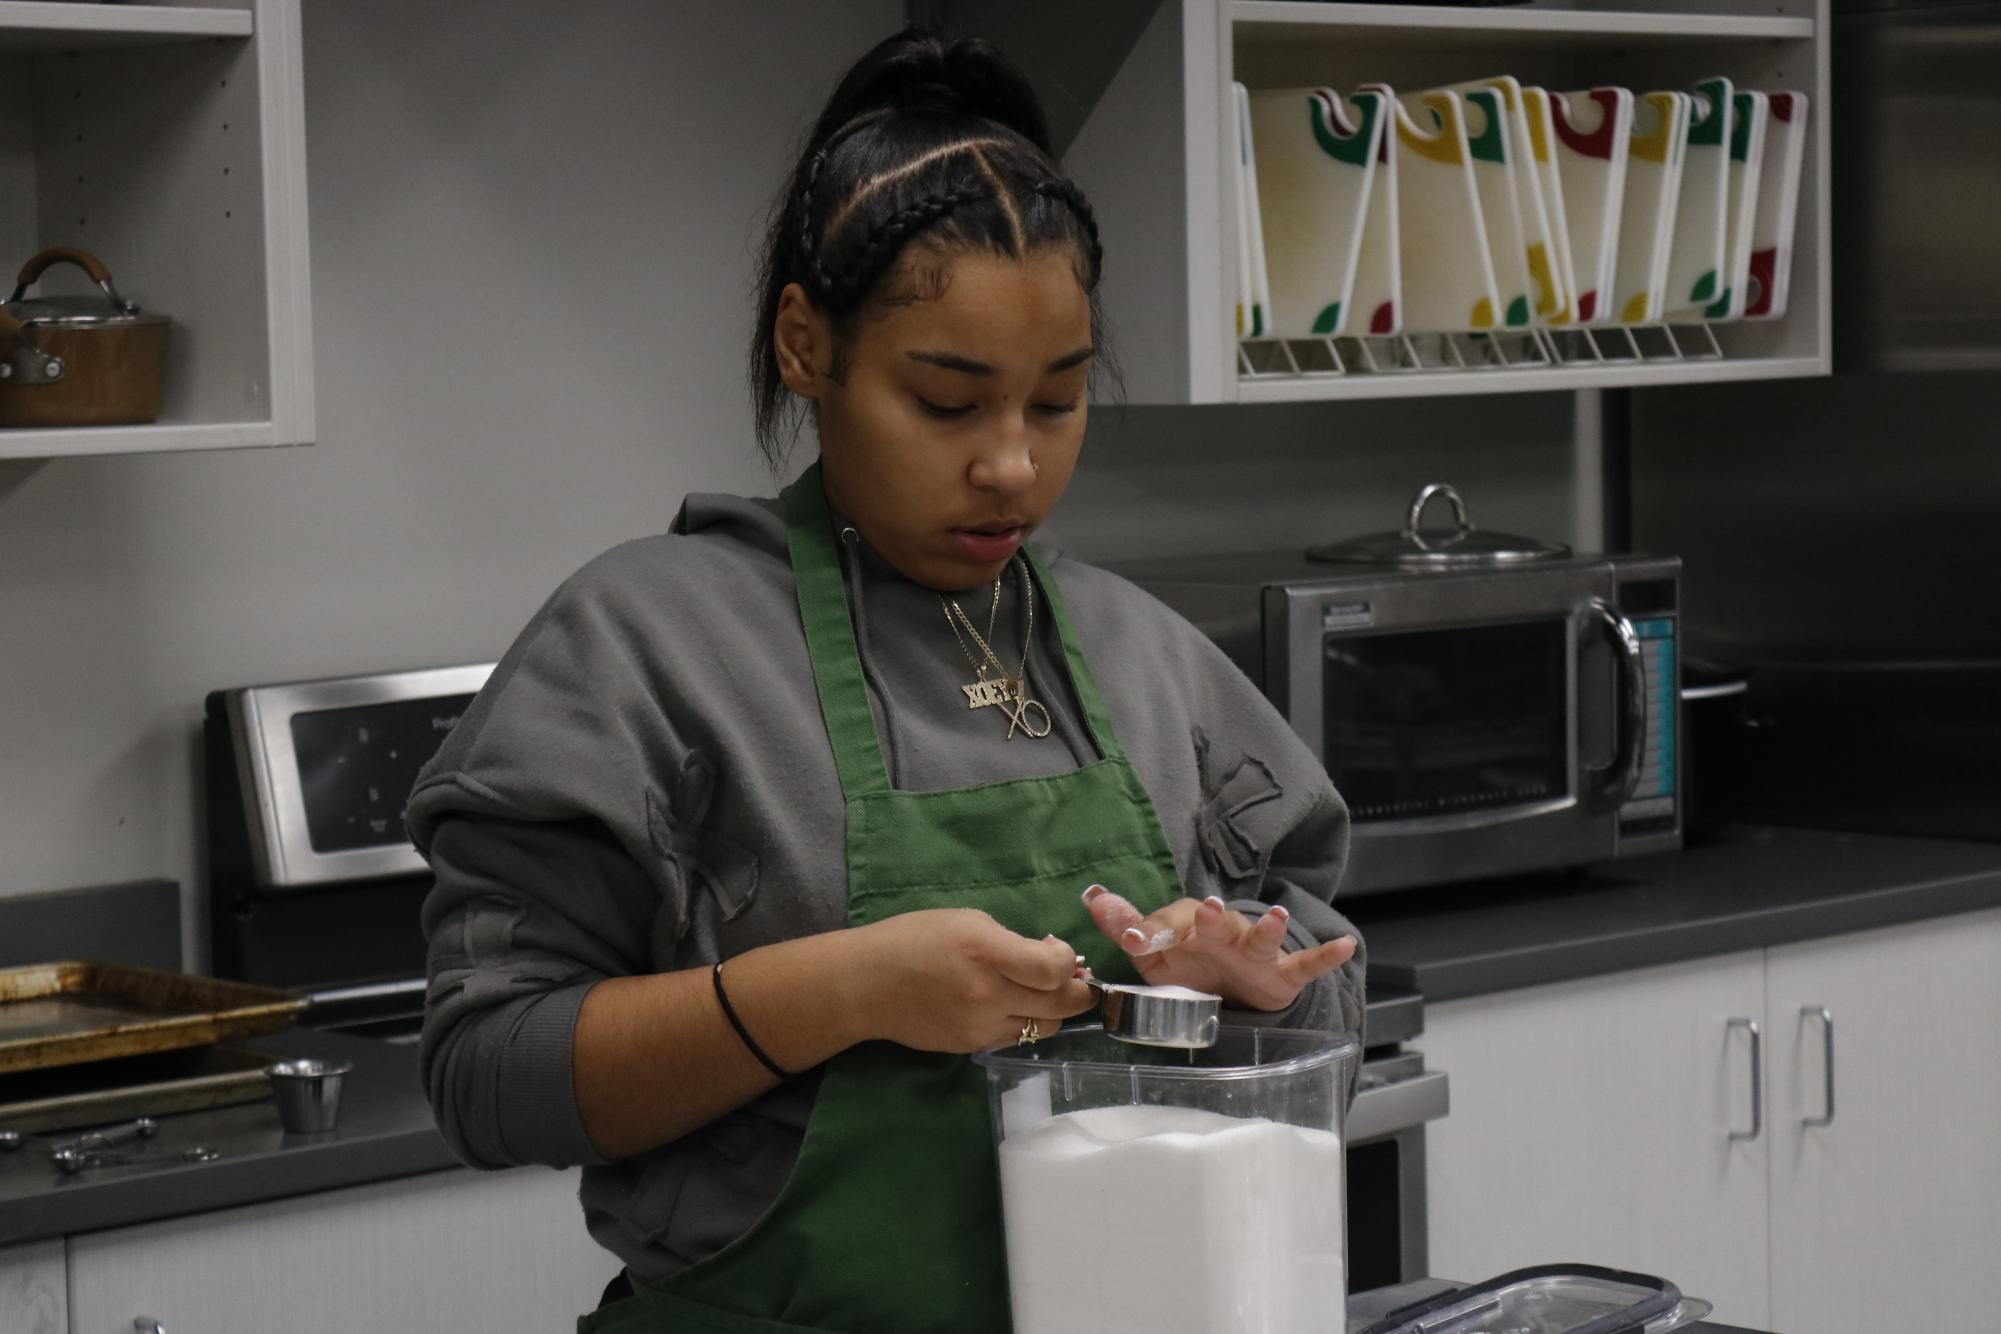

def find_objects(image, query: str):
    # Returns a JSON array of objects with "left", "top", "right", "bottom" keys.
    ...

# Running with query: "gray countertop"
[
  {"left": 8, "top": 820, "right": 1998, "bottom": 1256},
  {"left": 0, "top": 1026, "right": 459, "bottom": 1246},
  {"left": 1347, "top": 823, "right": 2001, "bottom": 1004}
]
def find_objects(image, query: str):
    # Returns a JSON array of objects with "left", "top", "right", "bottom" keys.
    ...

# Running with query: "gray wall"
[{"left": 0, "top": 2, "right": 1580, "bottom": 966}]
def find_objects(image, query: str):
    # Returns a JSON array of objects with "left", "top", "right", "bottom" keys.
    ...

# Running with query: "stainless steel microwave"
[{"left": 1114, "top": 548, "right": 1682, "bottom": 896}]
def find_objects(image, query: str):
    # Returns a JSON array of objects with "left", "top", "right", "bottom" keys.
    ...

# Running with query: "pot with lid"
[
  {"left": 0, "top": 246, "right": 169, "bottom": 428},
  {"left": 1307, "top": 482, "right": 1571, "bottom": 568}
]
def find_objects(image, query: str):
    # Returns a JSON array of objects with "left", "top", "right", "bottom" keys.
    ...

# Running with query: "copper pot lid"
[
  {"left": 2, "top": 246, "right": 167, "bottom": 329},
  {"left": 1305, "top": 483, "right": 1571, "bottom": 568},
  {"left": 3, "top": 295, "right": 166, "bottom": 329}
]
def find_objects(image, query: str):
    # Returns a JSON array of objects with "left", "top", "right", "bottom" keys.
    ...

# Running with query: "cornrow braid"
[
  {"left": 820, "top": 184, "right": 992, "bottom": 307},
  {"left": 799, "top": 147, "right": 835, "bottom": 301},
  {"left": 797, "top": 107, "right": 893, "bottom": 302},
  {"left": 1034, "top": 178, "right": 1103, "bottom": 288}
]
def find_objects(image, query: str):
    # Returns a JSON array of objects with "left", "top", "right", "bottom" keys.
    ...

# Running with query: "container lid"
[
  {"left": 1306, "top": 483, "right": 1570, "bottom": 568},
  {"left": 1355, "top": 1265, "right": 1700, "bottom": 1334},
  {"left": 974, "top": 1023, "right": 1358, "bottom": 1079}
]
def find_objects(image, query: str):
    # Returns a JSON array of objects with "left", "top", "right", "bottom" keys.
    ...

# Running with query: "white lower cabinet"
[
  {"left": 1422, "top": 908, "right": 2001, "bottom": 1334},
  {"left": 1766, "top": 907, "right": 2001, "bottom": 1334},
  {"left": 67, "top": 1166, "right": 613, "bottom": 1334},
  {"left": 0, "top": 1239, "right": 68, "bottom": 1334},
  {"left": 1419, "top": 952, "right": 1772, "bottom": 1329}
]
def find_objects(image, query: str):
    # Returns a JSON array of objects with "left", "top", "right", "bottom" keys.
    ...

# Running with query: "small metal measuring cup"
[
  {"left": 266, "top": 1058, "right": 354, "bottom": 1134},
  {"left": 1084, "top": 976, "right": 1222, "bottom": 1049}
]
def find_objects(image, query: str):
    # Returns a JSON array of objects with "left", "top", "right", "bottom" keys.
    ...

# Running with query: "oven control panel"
[
  {"left": 1621, "top": 616, "right": 1678, "bottom": 832},
  {"left": 209, "top": 664, "right": 493, "bottom": 890}
]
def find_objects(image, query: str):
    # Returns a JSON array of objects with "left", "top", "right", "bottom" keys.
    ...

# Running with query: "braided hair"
[{"left": 750, "top": 28, "right": 1111, "bottom": 468}]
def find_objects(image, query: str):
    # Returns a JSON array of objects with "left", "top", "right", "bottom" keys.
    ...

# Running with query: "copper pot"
[{"left": 0, "top": 247, "right": 169, "bottom": 428}]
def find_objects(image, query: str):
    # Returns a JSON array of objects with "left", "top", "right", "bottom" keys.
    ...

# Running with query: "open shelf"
[
  {"left": 1230, "top": 3, "right": 1815, "bottom": 48},
  {"left": 0, "top": 418, "right": 277, "bottom": 461},
  {"left": 0, "top": 3, "right": 251, "bottom": 53},
  {"left": 0, "top": 0, "right": 310, "bottom": 459},
  {"left": 999, "top": 0, "right": 1834, "bottom": 404}
]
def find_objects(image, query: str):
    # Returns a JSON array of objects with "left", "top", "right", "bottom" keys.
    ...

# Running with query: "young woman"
[{"left": 410, "top": 28, "right": 1365, "bottom": 1334}]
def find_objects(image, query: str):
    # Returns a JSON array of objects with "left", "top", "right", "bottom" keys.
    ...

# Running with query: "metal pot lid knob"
[{"left": 1306, "top": 482, "right": 1572, "bottom": 568}]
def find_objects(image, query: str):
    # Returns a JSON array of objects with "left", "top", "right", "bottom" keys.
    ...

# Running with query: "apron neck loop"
[
  {"left": 784, "top": 461, "right": 894, "bottom": 798},
  {"left": 783, "top": 460, "right": 1132, "bottom": 796}
]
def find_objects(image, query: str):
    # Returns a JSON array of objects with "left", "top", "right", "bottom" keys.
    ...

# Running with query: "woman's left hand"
[{"left": 1081, "top": 885, "right": 1357, "bottom": 1014}]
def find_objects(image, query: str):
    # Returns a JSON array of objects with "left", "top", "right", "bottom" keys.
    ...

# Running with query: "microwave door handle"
[{"left": 1586, "top": 599, "right": 1647, "bottom": 807}]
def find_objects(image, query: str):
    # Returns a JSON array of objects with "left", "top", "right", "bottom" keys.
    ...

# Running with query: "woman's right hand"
[{"left": 846, "top": 909, "right": 1095, "bottom": 1053}]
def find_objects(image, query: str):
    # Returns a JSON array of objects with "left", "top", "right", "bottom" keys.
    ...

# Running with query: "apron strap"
[
  {"left": 1021, "top": 544, "right": 1129, "bottom": 767},
  {"left": 783, "top": 460, "right": 1134, "bottom": 796},
  {"left": 784, "top": 462, "right": 894, "bottom": 798}
]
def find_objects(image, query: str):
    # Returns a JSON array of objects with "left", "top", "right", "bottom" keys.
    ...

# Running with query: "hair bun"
[{"left": 810, "top": 27, "right": 1054, "bottom": 156}]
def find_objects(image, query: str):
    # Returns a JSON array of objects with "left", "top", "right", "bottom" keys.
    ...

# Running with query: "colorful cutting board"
[
  {"left": 1613, "top": 91, "right": 1691, "bottom": 325},
  {"left": 1519, "top": 87, "right": 1582, "bottom": 326},
  {"left": 1746, "top": 91, "right": 1809, "bottom": 321},
  {"left": 1464, "top": 79, "right": 1568, "bottom": 328},
  {"left": 1234, "top": 82, "right": 1257, "bottom": 336},
  {"left": 1665, "top": 76, "right": 1733, "bottom": 316},
  {"left": 1345, "top": 89, "right": 1402, "bottom": 337},
  {"left": 1236, "top": 83, "right": 1275, "bottom": 339},
  {"left": 1552, "top": 87, "right": 1634, "bottom": 325},
  {"left": 1247, "top": 86, "right": 1385, "bottom": 338},
  {"left": 1372, "top": 85, "right": 1502, "bottom": 334},
  {"left": 1452, "top": 85, "right": 1535, "bottom": 329},
  {"left": 1698, "top": 89, "right": 1768, "bottom": 322}
]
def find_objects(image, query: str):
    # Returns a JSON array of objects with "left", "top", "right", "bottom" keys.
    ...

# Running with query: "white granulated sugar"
[
  {"left": 1098, "top": 981, "right": 1219, "bottom": 1002},
  {"left": 999, "top": 1104, "right": 1345, "bottom": 1334}
]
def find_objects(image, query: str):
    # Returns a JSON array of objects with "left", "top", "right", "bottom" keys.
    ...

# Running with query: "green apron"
[{"left": 579, "top": 463, "right": 1183, "bottom": 1333}]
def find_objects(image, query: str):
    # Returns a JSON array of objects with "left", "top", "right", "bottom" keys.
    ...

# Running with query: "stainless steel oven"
[{"left": 1115, "top": 488, "right": 1682, "bottom": 896}]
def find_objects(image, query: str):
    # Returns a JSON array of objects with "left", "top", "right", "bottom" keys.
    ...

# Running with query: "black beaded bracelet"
[{"left": 712, "top": 960, "right": 789, "bottom": 1081}]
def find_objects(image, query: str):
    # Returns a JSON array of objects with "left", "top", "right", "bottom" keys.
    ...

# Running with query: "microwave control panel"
[{"left": 1618, "top": 575, "right": 1679, "bottom": 836}]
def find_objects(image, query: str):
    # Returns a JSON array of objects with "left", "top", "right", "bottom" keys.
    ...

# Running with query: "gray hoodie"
[{"left": 407, "top": 489, "right": 1366, "bottom": 1284}]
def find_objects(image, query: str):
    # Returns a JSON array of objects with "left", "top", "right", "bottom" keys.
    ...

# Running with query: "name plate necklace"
[{"left": 940, "top": 556, "right": 1053, "bottom": 740}]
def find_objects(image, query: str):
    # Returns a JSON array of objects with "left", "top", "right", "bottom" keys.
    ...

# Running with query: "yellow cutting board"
[{"left": 1371, "top": 85, "right": 1502, "bottom": 335}]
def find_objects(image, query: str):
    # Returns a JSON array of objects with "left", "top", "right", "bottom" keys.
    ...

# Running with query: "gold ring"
[{"left": 1018, "top": 1019, "right": 1041, "bottom": 1045}]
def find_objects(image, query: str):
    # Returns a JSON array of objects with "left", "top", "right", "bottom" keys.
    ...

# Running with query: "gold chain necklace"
[{"left": 939, "top": 556, "right": 1053, "bottom": 740}]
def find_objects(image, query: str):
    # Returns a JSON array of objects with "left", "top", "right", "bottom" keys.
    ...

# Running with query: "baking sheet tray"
[
  {"left": 0, "top": 1042, "right": 277, "bottom": 1135},
  {"left": 0, "top": 962, "right": 304, "bottom": 1074}
]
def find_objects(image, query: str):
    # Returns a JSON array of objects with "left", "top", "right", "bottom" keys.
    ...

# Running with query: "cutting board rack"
[
  {"left": 925, "top": 0, "right": 1829, "bottom": 406},
  {"left": 1239, "top": 319, "right": 1726, "bottom": 395}
]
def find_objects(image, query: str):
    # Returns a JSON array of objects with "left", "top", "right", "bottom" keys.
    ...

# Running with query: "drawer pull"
[
  {"left": 1727, "top": 1017, "right": 1762, "bottom": 1142},
  {"left": 1802, "top": 1007, "right": 1835, "bottom": 1128}
]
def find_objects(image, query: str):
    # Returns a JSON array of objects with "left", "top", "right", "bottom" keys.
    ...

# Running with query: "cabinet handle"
[
  {"left": 1728, "top": 1017, "right": 1762, "bottom": 1141},
  {"left": 1802, "top": 1006, "right": 1835, "bottom": 1128},
  {"left": 134, "top": 1321, "right": 166, "bottom": 1334}
]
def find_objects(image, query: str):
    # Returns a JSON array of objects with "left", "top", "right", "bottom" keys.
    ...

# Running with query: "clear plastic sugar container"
[{"left": 975, "top": 1024, "right": 1359, "bottom": 1334}]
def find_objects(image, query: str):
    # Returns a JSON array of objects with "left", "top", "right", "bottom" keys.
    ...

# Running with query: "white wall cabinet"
[
  {"left": 1421, "top": 907, "right": 2001, "bottom": 1334},
  {"left": 0, "top": 1238, "right": 67, "bottom": 1334},
  {"left": 65, "top": 1166, "right": 612, "bottom": 1334},
  {"left": 0, "top": 0, "right": 313, "bottom": 459},
  {"left": 941, "top": 0, "right": 1831, "bottom": 405}
]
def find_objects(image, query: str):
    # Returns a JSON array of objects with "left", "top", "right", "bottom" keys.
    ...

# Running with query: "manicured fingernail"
[
  {"left": 1082, "top": 885, "right": 1107, "bottom": 903},
  {"left": 1204, "top": 895, "right": 1226, "bottom": 908},
  {"left": 1121, "top": 926, "right": 1147, "bottom": 951},
  {"left": 1043, "top": 934, "right": 1060, "bottom": 944},
  {"left": 1270, "top": 904, "right": 1291, "bottom": 922}
]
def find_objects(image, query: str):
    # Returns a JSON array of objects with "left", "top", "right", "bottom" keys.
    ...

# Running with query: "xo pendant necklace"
[{"left": 940, "top": 556, "right": 1053, "bottom": 740}]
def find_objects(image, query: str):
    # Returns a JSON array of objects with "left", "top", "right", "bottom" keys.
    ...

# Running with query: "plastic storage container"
[{"left": 975, "top": 1024, "right": 1359, "bottom": 1334}]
